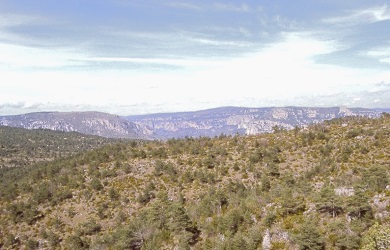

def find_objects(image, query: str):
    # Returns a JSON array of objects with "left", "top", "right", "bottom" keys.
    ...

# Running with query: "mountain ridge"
[
  {"left": 0, "top": 106, "right": 385, "bottom": 139},
  {"left": 0, "top": 111, "right": 142, "bottom": 139},
  {"left": 124, "top": 106, "right": 382, "bottom": 139}
]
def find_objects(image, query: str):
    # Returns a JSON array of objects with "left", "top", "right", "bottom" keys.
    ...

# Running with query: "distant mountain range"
[
  {"left": 0, "top": 107, "right": 385, "bottom": 139},
  {"left": 126, "top": 106, "right": 382, "bottom": 139},
  {"left": 0, "top": 111, "right": 141, "bottom": 139}
]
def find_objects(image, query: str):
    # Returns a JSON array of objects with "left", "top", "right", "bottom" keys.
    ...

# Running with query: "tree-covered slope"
[
  {"left": 0, "top": 115, "right": 389, "bottom": 249},
  {"left": 0, "top": 126, "right": 117, "bottom": 168}
]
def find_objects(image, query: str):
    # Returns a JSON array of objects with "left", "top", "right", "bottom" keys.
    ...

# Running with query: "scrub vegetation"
[{"left": 0, "top": 114, "right": 389, "bottom": 249}]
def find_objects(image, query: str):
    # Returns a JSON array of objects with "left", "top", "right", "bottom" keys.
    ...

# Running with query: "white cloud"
[
  {"left": 273, "top": 15, "right": 301, "bottom": 30},
  {"left": 368, "top": 81, "right": 390, "bottom": 92},
  {"left": 188, "top": 37, "right": 252, "bottom": 47},
  {"left": 366, "top": 46, "right": 390, "bottom": 57},
  {"left": 213, "top": 3, "right": 250, "bottom": 12},
  {"left": 84, "top": 57, "right": 194, "bottom": 67},
  {"left": 167, "top": 2, "right": 202, "bottom": 10},
  {"left": 0, "top": 14, "right": 45, "bottom": 28},
  {"left": 1, "top": 32, "right": 390, "bottom": 115},
  {"left": 197, "top": 26, "right": 254, "bottom": 38},
  {"left": 0, "top": 13, "right": 57, "bottom": 46},
  {"left": 366, "top": 45, "right": 390, "bottom": 64},
  {"left": 182, "top": 33, "right": 390, "bottom": 104},
  {"left": 323, "top": 5, "right": 390, "bottom": 26},
  {"left": 380, "top": 58, "right": 390, "bottom": 64},
  {"left": 238, "top": 27, "right": 251, "bottom": 37},
  {"left": 0, "top": 43, "right": 86, "bottom": 69}
]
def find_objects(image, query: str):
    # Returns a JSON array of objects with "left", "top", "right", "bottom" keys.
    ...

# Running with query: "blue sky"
[{"left": 0, "top": 0, "right": 389, "bottom": 115}]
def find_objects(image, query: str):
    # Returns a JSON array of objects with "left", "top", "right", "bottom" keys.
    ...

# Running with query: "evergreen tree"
[
  {"left": 295, "top": 220, "right": 325, "bottom": 250},
  {"left": 362, "top": 165, "right": 389, "bottom": 192},
  {"left": 316, "top": 185, "right": 343, "bottom": 218},
  {"left": 280, "top": 188, "right": 305, "bottom": 215},
  {"left": 346, "top": 184, "right": 372, "bottom": 220},
  {"left": 327, "top": 219, "right": 360, "bottom": 250}
]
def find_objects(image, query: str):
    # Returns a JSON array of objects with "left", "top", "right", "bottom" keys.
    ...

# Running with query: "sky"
[{"left": 0, "top": 0, "right": 390, "bottom": 115}]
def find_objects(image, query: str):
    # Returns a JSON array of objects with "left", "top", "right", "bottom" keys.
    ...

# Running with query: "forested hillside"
[
  {"left": 0, "top": 126, "right": 116, "bottom": 168},
  {"left": 0, "top": 115, "right": 389, "bottom": 249}
]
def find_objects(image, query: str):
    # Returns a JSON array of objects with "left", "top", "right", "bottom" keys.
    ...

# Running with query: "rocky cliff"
[
  {"left": 0, "top": 107, "right": 382, "bottom": 140},
  {"left": 125, "top": 106, "right": 381, "bottom": 139},
  {"left": 0, "top": 111, "right": 142, "bottom": 139}
]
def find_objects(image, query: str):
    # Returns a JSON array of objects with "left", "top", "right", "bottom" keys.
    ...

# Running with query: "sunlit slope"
[{"left": 0, "top": 114, "right": 389, "bottom": 249}]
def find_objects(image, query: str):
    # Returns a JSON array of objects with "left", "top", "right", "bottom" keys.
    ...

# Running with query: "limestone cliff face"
[
  {"left": 125, "top": 106, "right": 380, "bottom": 139},
  {"left": 0, "top": 111, "right": 142, "bottom": 139},
  {"left": 0, "top": 107, "right": 381, "bottom": 139}
]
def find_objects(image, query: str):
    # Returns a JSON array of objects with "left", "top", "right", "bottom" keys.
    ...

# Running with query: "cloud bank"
[{"left": 0, "top": 1, "right": 389, "bottom": 115}]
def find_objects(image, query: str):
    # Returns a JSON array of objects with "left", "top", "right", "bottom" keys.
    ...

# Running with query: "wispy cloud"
[
  {"left": 368, "top": 81, "right": 390, "bottom": 92},
  {"left": 0, "top": 13, "right": 49, "bottom": 45},
  {"left": 200, "top": 25, "right": 254, "bottom": 38},
  {"left": 323, "top": 5, "right": 390, "bottom": 26},
  {"left": 366, "top": 44, "right": 390, "bottom": 64},
  {"left": 366, "top": 47, "right": 390, "bottom": 57},
  {"left": 273, "top": 15, "right": 301, "bottom": 30},
  {"left": 82, "top": 56, "right": 218, "bottom": 69},
  {"left": 0, "top": 14, "right": 45, "bottom": 28},
  {"left": 380, "top": 58, "right": 390, "bottom": 64},
  {"left": 213, "top": 3, "right": 250, "bottom": 12},
  {"left": 167, "top": 2, "right": 202, "bottom": 10},
  {"left": 188, "top": 37, "right": 253, "bottom": 47},
  {"left": 0, "top": 44, "right": 86, "bottom": 70}
]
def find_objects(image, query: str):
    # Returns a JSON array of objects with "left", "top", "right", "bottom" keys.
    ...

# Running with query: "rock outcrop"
[
  {"left": 125, "top": 106, "right": 380, "bottom": 139},
  {"left": 0, "top": 111, "right": 142, "bottom": 139}
]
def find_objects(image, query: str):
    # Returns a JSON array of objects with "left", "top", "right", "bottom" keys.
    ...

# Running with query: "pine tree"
[
  {"left": 316, "top": 185, "right": 343, "bottom": 218},
  {"left": 295, "top": 220, "right": 325, "bottom": 250},
  {"left": 346, "top": 184, "right": 372, "bottom": 220}
]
